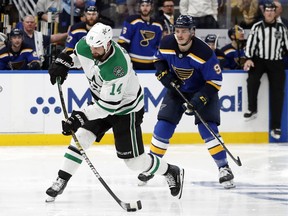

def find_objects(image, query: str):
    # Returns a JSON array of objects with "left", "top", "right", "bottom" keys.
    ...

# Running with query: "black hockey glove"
[
  {"left": 62, "top": 110, "right": 88, "bottom": 136},
  {"left": 184, "top": 92, "right": 209, "bottom": 115},
  {"left": 155, "top": 70, "right": 183, "bottom": 90},
  {"left": 49, "top": 52, "right": 73, "bottom": 85}
]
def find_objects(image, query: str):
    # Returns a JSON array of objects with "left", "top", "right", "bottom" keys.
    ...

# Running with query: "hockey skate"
[
  {"left": 137, "top": 172, "right": 154, "bottom": 186},
  {"left": 45, "top": 177, "right": 68, "bottom": 202},
  {"left": 219, "top": 166, "right": 236, "bottom": 189},
  {"left": 165, "top": 165, "right": 184, "bottom": 199}
]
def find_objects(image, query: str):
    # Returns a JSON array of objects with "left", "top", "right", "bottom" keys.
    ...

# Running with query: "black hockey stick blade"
[
  {"left": 56, "top": 77, "right": 143, "bottom": 211},
  {"left": 122, "top": 200, "right": 142, "bottom": 212},
  {"left": 170, "top": 82, "right": 242, "bottom": 166}
]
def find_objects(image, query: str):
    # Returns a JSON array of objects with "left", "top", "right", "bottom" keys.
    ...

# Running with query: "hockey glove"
[
  {"left": 62, "top": 110, "right": 88, "bottom": 136},
  {"left": 155, "top": 70, "right": 183, "bottom": 89},
  {"left": 49, "top": 52, "right": 73, "bottom": 85},
  {"left": 185, "top": 92, "right": 209, "bottom": 115}
]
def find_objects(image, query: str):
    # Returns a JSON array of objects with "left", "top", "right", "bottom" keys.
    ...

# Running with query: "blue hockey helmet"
[
  {"left": 205, "top": 34, "right": 217, "bottom": 43},
  {"left": 174, "top": 15, "right": 195, "bottom": 29}
]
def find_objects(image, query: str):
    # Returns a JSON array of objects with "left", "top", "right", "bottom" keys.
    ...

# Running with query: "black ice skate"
[
  {"left": 45, "top": 177, "right": 68, "bottom": 202},
  {"left": 164, "top": 164, "right": 184, "bottom": 199},
  {"left": 219, "top": 165, "right": 236, "bottom": 189}
]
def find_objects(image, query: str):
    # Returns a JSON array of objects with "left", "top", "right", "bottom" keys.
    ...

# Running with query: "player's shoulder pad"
[
  {"left": 191, "top": 37, "right": 214, "bottom": 61},
  {"left": 75, "top": 37, "right": 93, "bottom": 59},
  {"left": 69, "top": 22, "right": 86, "bottom": 32},
  {"left": 125, "top": 15, "right": 142, "bottom": 24},
  {"left": 0, "top": 46, "right": 9, "bottom": 56},
  {"left": 159, "top": 34, "right": 177, "bottom": 49}
]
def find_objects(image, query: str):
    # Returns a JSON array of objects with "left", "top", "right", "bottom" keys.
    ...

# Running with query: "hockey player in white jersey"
[{"left": 46, "top": 23, "right": 184, "bottom": 202}]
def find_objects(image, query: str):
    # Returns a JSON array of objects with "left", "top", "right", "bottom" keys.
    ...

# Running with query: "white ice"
[{"left": 0, "top": 144, "right": 287, "bottom": 216}]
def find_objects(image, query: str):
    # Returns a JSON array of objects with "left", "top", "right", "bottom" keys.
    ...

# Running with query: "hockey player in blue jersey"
[
  {"left": 118, "top": 0, "right": 163, "bottom": 70},
  {"left": 221, "top": 25, "right": 246, "bottom": 69},
  {"left": 0, "top": 28, "right": 41, "bottom": 70},
  {"left": 138, "top": 15, "right": 236, "bottom": 189}
]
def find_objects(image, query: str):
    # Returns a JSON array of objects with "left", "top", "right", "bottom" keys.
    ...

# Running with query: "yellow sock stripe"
[
  {"left": 150, "top": 144, "right": 167, "bottom": 156},
  {"left": 208, "top": 144, "right": 225, "bottom": 155}
]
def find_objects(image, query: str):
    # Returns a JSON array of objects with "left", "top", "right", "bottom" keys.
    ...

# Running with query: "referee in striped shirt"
[{"left": 243, "top": 1, "right": 288, "bottom": 139}]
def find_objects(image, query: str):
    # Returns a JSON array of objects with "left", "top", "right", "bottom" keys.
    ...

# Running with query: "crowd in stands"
[{"left": 0, "top": 0, "right": 287, "bottom": 71}]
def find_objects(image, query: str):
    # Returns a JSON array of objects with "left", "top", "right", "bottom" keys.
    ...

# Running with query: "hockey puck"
[{"left": 127, "top": 208, "right": 137, "bottom": 212}]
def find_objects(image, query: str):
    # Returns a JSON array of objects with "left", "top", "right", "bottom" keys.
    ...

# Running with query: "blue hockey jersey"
[
  {"left": 118, "top": 15, "right": 163, "bottom": 70},
  {"left": 0, "top": 43, "right": 40, "bottom": 70},
  {"left": 154, "top": 34, "right": 222, "bottom": 94}
]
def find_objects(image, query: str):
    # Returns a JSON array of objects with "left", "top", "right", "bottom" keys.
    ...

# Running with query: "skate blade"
[
  {"left": 244, "top": 114, "right": 257, "bottom": 122},
  {"left": 177, "top": 168, "right": 185, "bottom": 199},
  {"left": 45, "top": 196, "right": 56, "bottom": 202},
  {"left": 138, "top": 180, "right": 147, "bottom": 186},
  {"left": 222, "top": 180, "right": 236, "bottom": 189}
]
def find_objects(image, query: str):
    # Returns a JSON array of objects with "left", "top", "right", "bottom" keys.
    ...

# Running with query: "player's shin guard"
[{"left": 46, "top": 145, "right": 83, "bottom": 202}]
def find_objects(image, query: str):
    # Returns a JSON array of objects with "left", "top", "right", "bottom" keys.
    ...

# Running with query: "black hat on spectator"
[
  {"left": 85, "top": 5, "right": 98, "bottom": 12},
  {"left": 205, "top": 34, "right": 217, "bottom": 43}
]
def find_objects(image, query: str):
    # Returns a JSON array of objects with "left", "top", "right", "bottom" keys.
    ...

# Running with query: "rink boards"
[{"left": 0, "top": 70, "right": 287, "bottom": 145}]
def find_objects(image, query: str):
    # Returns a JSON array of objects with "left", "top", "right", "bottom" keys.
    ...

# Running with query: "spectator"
[
  {"left": 58, "top": 0, "right": 86, "bottom": 33},
  {"left": 36, "top": 0, "right": 62, "bottom": 23},
  {"left": 0, "top": 32, "right": 7, "bottom": 50},
  {"left": 127, "top": 0, "right": 138, "bottom": 15},
  {"left": 274, "top": 1, "right": 288, "bottom": 27},
  {"left": 155, "top": 0, "right": 177, "bottom": 36},
  {"left": 220, "top": 25, "right": 246, "bottom": 69},
  {"left": 231, "top": 0, "right": 262, "bottom": 29},
  {"left": 115, "top": 0, "right": 129, "bottom": 25},
  {"left": 21, "top": 15, "right": 67, "bottom": 68},
  {"left": 204, "top": 34, "right": 226, "bottom": 69},
  {"left": 243, "top": 1, "right": 288, "bottom": 139},
  {"left": 118, "top": 0, "right": 163, "bottom": 70},
  {"left": 179, "top": 0, "right": 219, "bottom": 28},
  {"left": 0, "top": 28, "right": 41, "bottom": 70}
]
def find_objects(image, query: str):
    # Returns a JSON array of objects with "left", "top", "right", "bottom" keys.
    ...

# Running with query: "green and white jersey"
[{"left": 71, "top": 39, "right": 144, "bottom": 120}]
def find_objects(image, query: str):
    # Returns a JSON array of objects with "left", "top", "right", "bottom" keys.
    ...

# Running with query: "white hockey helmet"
[{"left": 86, "top": 23, "right": 113, "bottom": 52}]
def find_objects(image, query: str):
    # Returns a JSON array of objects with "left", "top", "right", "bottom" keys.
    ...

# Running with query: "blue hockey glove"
[
  {"left": 155, "top": 70, "right": 183, "bottom": 89},
  {"left": 62, "top": 110, "right": 88, "bottom": 136},
  {"left": 186, "top": 92, "right": 209, "bottom": 113},
  {"left": 49, "top": 52, "right": 73, "bottom": 85}
]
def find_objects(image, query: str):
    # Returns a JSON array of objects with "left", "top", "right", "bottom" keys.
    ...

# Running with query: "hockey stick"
[
  {"left": 170, "top": 82, "right": 242, "bottom": 166},
  {"left": 56, "top": 77, "right": 142, "bottom": 212}
]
